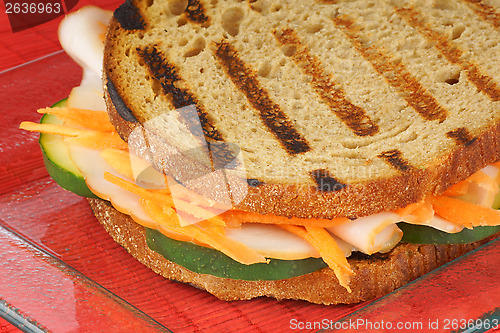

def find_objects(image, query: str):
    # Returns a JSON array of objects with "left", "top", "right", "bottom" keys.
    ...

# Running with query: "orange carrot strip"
[
  {"left": 104, "top": 172, "right": 174, "bottom": 206},
  {"left": 38, "top": 107, "right": 115, "bottom": 132},
  {"left": 195, "top": 222, "right": 226, "bottom": 235},
  {"left": 160, "top": 225, "right": 267, "bottom": 265},
  {"left": 222, "top": 210, "right": 350, "bottom": 228},
  {"left": 19, "top": 121, "right": 83, "bottom": 136},
  {"left": 173, "top": 200, "right": 226, "bottom": 226},
  {"left": 21, "top": 122, "right": 127, "bottom": 150},
  {"left": 140, "top": 198, "right": 179, "bottom": 227},
  {"left": 394, "top": 198, "right": 434, "bottom": 224},
  {"left": 280, "top": 225, "right": 352, "bottom": 292},
  {"left": 431, "top": 195, "right": 500, "bottom": 228},
  {"left": 65, "top": 131, "right": 128, "bottom": 150},
  {"left": 105, "top": 172, "right": 225, "bottom": 226},
  {"left": 442, "top": 180, "right": 469, "bottom": 197},
  {"left": 305, "top": 226, "right": 352, "bottom": 271},
  {"left": 20, "top": 121, "right": 126, "bottom": 150},
  {"left": 153, "top": 225, "right": 201, "bottom": 244}
]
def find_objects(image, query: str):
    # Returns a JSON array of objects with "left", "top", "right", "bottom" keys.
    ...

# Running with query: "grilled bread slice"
[{"left": 103, "top": 0, "right": 500, "bottom": 219}]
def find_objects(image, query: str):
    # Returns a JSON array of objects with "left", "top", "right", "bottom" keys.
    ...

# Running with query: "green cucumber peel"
[
  {"left": 145, "top": 228, "right": 327, "bottom": 280},
  {"left": 400, "top": 190, "right": 500, "bottom": 244},
  {"left": 398, "top": 223, "right": 500, "bottom": 244},
  {"left": 51, "top": 99, "right": 67, "bottom": 108},
  {"left": 39, "top": 99, "right": 98, "bottom": 198}
]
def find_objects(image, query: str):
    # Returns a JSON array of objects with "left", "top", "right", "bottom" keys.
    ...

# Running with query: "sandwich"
[{"left": 20, "top": 0, "right": 500, "bottom": 305}]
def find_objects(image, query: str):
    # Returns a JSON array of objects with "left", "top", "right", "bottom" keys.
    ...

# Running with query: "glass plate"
[{"left": 0, "top": 49, "right": 499, "bottom": 333}]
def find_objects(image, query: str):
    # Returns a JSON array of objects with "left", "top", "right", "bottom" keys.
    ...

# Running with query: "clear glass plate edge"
[
  {"left": 0, "top": 299, "right": 48, "bottom": 333},
  {"left": 0, "top": 222, "right": 172, "bottom": 333}
]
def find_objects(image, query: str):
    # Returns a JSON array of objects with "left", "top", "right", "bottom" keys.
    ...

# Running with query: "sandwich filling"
[{"left": 20, "top": 6, "right": 500, "bottom": 292}]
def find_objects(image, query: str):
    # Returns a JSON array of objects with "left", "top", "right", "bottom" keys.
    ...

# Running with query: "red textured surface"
[
  {"left": 0, "top": 317, "right": 22, "bottom": 333},
  {"left": 1, "top": 1, "right": 499, "bottom": 332},
  {"left": 0, "top": 0, "right": 119, "bottom": 72}
]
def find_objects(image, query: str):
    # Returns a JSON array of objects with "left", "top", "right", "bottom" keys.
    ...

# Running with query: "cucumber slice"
[
  {"left": 40, "top": 99, "right": 98, "bottom": 198},
  {"left": 51, "top": 99, "right": 67, "bottom": 108},
  {"left": 145, "top": 228, "right": 327, "bottom": 280},
  {"left": 398, "top": 222, "right": 500, "bottom": 244}
]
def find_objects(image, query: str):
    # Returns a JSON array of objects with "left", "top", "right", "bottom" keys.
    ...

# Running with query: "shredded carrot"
[
  {"left": 160, "top": 225, "right": 267, "bottom": 265},
  {"left": 105, "top": 171, "right": 225, "bottom": 226},
  {"left": 280, "top": 225, "right": 352, "bottom": 292},
  {"left": 173, "top": 200, "right": 226, "bottom": 226},
  {"left": 431, "top": 195, "right": 500, "bottom": 228},
  {"left": 195, "top": 221, "right": 226, "bottom": 234},
  {"left": 38, "top": 107, "right": 115, "bottom": 132},
  {"left": 142, "top": 198, "right": 225, "bottom": 234},
  {"left": 20, "top": 121, "right": 128, "bottom": 151},
  {"left": 222, "top": 210, "right": 350, "bottom": 228},
  {"left": 443, "top": 180, "right": 469, "bottom": 197},
  {"left": 153, "top": 225, "right": 200, "bottom": 244},
  {"left": 20, "top": 119, "right": 127, "bottom": 151},
  {"left": 65, "top": 131, "right": 128, "bottom": 150},
  {"left": 19, "top": 121, "right": 83, "bottom": 137},
  {"left": 104, "top": 172, "right": 175, "bottom": 206},
  {"left": 395, "top": 198, "right": 434, "bottom": 223},
  {"left": 140, "top": 198, "right": 180, "bottom": 227}
]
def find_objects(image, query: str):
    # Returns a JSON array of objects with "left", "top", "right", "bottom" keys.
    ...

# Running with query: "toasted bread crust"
[
  {"left": 104, "top": 79, "right": 500, "bottom": 219},
  {"left": 88, "top": 198, "right": 495, "bottom": 304}
]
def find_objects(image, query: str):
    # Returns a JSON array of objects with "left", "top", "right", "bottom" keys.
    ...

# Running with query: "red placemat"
[
  {"left": 0, "top": 0, "right": 120, "bottom": 72},
  {"left": 0, "top": 317, "right": 22, "bottom": 333}
]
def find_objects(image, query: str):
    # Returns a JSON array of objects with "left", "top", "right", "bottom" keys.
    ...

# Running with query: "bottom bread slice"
[{"left": 88, "top": 198, "right": 495, "bottom": 305}]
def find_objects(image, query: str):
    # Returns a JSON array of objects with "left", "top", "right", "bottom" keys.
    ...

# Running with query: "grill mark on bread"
[
  {"left": 447, "top": 127, "right": 477, "bottom": 146},
  {"left": 333, "top": 16, "right": 448, "bottom": 123},
  {"left": 137, "top": 45, "right": 223, "bottom": 142},
  {"left": 310, "top": 169, "right": 347, "bottom": 192},
  {"left": 114, "top": 0, "right": 146, "bottom": 30},
  {"left": 378, "top": 149, "right": 412, "bottom": 172},
  {"left": 106, "top": 78, "right": 139, "bottom": 122},
  {"left": 247, "top": 178, "right": 263, "bottom": 187},
  {"left": 396, "top": 6, "right": 500, "bottom": 101},
  {"left": 461, "top": 0, "right": 500, "bottom": 29},
  {"left": 274, "top": 28, "right": 379, "bottom": 137},
  {"left": 214, "top": 39, "right": 311, "bottom": 155},
  {"left": 184, "top": 0, "right": 210, "bottom": 24}
]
